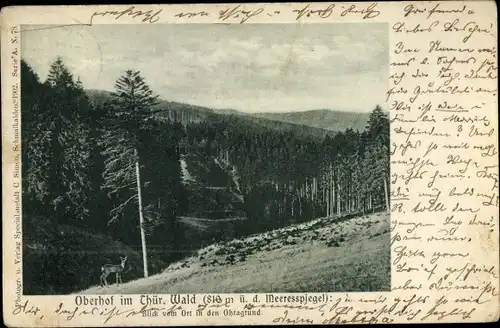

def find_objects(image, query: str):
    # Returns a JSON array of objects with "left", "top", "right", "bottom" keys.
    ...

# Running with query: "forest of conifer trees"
[{"left": 21, "top": 58, "right": 389, "bottom": 294}]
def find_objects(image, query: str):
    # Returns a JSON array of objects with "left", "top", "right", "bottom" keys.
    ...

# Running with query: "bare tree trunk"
[
  {"left": 284, "top": 194, "right": 286, "bottom": 217},
  {"left": 348, "top": 178, "right": 352, "bottom": 213},
  {"left": 329, "top": 166, "right": 333, "bottom": 216},
  {"left": 312, "top": 177, "right": 315, "bottom": 202},
  {"left": 298, "top": 193, "right": 303, "bottom": 216},
  {"left": 323, "top": 178, "right": 327, "bottom": 216},
  {"left": 306, "top": 178, "right": 311, "bottom": 201},
  {"left": 135, "top": 148, "right": 148, "bottom": 278},
  {"left": 312, "top": 177, "right": 316, "bottom": 217},
  {"left": 357, "top": 192, "right": 361, "bottom": 215},
  {"left": 336, "top": 168, "right": 340, "bottom": 217},
  {"left": 330, "top": 165, "right": 334, "bottom": 217},
  {"left": 329, "top": 166, "right": 332, "bottom": 216},
  {"left": 305, "top": 178, "right": 309, "bottom": 201},
  {"left": 362, "top": 193, "right": 366, "bottom": 215},
  {"left": 353, "top": 192, "right": 356, "bottom": 212},
  {"left": 326, "top": 188, "right": 330, "bottom": 217},
  {"left": 371, "top": 193, "right": 375, "bottom": 213},
  {"left": 384, "top": 175, "right": 390, "bottom": 212},
  {"left": 315, "top": 177, "right": 318, "bottom": 203},
  {"left": 348, "top": 177, "right": 354, "bottom": 214}
]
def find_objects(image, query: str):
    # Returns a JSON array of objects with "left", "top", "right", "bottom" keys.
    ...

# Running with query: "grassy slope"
[{"left": 78, "top": 212, "right": 390, "bottom": 294}]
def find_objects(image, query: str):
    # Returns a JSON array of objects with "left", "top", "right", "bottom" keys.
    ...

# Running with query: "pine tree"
[
  {"left": 111, "top": 70, "right": 159, "bottom": 141},
  {"left": 364, "top": 105, "right": 390, "bottom": 212},
  {"left": 46, "top": 57, "right": 74, "bottom": 89},
  {"left": 42, "top": 58, "right": 93, "bottom": 223},
  {"left": 21, "top": 60, "right": 52, "bottom": 207},
  {"left": 102, "top": 69, "right": 159, "bottom": 278},
  {"left": 351, "top": 152, "right": 362, "bottom": 213},
  {"left": 366, "top": 105, "right": 389, "bottom": 143}
]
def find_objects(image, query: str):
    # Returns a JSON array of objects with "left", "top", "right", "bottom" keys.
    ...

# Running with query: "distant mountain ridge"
[
  {"left": 85, "top": 89, "right": 370, "bottom": 136},
  {"left": 86, "top": 89, "right": 215, "bottom": 115},
  {"left": 251, "top": 110, "right": 370, "bottom": 132}
]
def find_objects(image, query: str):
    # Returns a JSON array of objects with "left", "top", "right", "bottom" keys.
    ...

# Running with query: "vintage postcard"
[{"left": 1, "top": 1, "right": 498, "bottom": 326}]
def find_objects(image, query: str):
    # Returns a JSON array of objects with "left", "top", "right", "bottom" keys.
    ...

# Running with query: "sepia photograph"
[{"left": 20, "top": 22, "right": 390, "bottom": 296}]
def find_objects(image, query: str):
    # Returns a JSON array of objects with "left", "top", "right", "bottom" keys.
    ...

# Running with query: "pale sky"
[{"left": 21, "top": 23, "right": 388, "bottom": 113}]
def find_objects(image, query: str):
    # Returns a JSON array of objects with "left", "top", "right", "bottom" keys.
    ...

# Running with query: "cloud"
[{"left": 21, "top": 23, "right": 388, "bottom": 113}]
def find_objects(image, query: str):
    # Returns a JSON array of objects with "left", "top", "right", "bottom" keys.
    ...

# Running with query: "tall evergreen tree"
[
  {"left": 48, "top": 58, "right": 92, "bottom": 222},
  {"left": 102, "top": 70, "right": 160, "bottom": 278},
  {"left": 46, "top": 57, "right": 74, "bottom": 89},
  {"left": 360, "top": 105, "right": 390, "bottom": 211},
  {"left": 21, "top": 60, "right": 52, "bottom": 209},
  {"left": 366, "top": 105, "right": 389, "bottom": 144}
]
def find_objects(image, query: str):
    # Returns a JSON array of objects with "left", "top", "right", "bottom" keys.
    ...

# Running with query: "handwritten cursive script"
[{"left": 90, "top": 6, "right": 162, "bottom": 25}]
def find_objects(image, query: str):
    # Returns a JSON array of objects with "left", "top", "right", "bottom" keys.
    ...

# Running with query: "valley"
[{"left": 21, "top": 59, "right": 390, "bottom": 295}]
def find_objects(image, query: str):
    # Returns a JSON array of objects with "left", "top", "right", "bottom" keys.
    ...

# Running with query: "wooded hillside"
[{"left": 21, "top": 58, "right": 389, "bottom": 294}]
